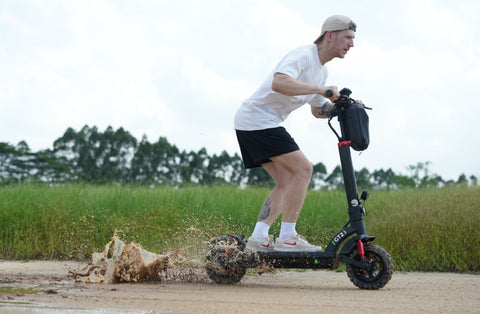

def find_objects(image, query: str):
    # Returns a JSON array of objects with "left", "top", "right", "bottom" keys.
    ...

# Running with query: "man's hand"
[{"left": 323, "top": 86, "right": 340, "bottom": 102}]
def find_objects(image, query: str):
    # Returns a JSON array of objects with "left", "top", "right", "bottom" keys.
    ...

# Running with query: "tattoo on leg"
[{"left": 259, "top": 196, "right": 272, "bottom": 220}]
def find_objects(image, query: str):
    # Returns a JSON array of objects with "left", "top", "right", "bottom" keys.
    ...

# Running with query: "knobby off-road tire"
[
  {"left": 205, "top": 237, "right": 247, "bottom": 285},
  {"left": 346, "top": 243, "right": 393, "bottom": 290}
]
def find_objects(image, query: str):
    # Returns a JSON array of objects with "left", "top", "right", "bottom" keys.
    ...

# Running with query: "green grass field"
[{"left": 1, "top": 184, "right": 479, "bottom": 272}]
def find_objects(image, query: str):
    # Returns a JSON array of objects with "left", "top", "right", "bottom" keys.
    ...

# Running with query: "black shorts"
[{"left": 235, "top": 127, "right": 300, "bottom": 169}]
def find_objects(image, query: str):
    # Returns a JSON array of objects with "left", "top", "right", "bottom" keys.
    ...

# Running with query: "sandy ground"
[{"left": 0, "top": 260, "right": 479, "bottom": 313}]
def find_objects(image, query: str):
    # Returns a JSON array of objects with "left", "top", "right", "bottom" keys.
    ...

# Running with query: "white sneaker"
[
  {"left": 274, "top": 234, "right": 322, "bottom": 252},
  {"left": 246, "top": 236, "right": 274, "bottom": 252}
]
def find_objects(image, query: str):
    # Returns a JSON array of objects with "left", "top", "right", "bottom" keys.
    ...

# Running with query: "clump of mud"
[{"left": 71, "top": 232, "right": 208, "bottom": 284}]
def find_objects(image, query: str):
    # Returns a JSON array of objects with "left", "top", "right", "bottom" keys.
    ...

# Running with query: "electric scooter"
[{"left": 205, "top": 89, "right": 393, "bottom": 289}]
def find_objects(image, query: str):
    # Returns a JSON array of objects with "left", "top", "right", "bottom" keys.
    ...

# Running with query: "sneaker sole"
[
  {"left": 274, "top": 246, "right": 322, "bottom": 252},
  {"left": 246, "top": 244, "right": 274, "bottom": 252}
]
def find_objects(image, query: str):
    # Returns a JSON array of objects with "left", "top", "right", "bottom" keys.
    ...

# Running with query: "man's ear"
[{"left": 326, "top": 31, "right": 337, "bottom": 42}]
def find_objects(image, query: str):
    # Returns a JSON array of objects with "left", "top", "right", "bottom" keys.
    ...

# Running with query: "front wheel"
[{"left": 346, "top": 243, "right": 393, "bottom": 289}]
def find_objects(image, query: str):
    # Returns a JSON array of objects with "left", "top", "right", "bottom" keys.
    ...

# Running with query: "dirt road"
[{"left": 0, "top": 260, "right": 479, "bottom": 313}]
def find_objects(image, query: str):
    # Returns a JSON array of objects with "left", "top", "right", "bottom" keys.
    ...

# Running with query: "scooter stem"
[
  {"left": 338, "top": 140, "right": 368, "bottom": 238},
  {"left": 338, "top": 141, "right": 358, "bottom": 205}
]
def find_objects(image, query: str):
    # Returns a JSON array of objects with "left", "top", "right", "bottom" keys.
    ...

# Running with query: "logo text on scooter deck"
[{"left": 332, "top": 230, "right": 347, "bottom": 245}]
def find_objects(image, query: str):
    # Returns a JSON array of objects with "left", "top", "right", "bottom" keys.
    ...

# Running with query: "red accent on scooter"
[
  {"left": 357, "top": 239, "right": 365, "bottom": 260},
  {"left": 338, "top": 140, "right": 352, "bottom": 147}
]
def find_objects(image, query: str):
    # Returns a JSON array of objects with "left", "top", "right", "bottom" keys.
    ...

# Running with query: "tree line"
[{"left": 0, "top": 125, "right": 476, "bottom": 189}]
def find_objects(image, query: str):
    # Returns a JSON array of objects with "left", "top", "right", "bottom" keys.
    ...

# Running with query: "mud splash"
[{"left": 71, "top": 232, "right": 207, "bottom": 284}]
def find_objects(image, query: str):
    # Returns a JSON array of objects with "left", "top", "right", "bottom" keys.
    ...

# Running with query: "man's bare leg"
[
  {"left": 251, "top": 150, "right": 312, "bottom": 239},
  {"left": 262, "top": 150, "right": 312, "bottom": 223}
]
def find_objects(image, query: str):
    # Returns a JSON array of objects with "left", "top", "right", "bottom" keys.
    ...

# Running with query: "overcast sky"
[{"left": 1, "top": 0, "right": 479, "bottom": 180}]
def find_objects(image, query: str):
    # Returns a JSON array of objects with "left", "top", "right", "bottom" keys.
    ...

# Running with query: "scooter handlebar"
[
  {"left": 327, "top": 88, "right": 355, "bottom": 118},
  {"left": 325, "top": 88, "right": 351, "bottom": 100}
]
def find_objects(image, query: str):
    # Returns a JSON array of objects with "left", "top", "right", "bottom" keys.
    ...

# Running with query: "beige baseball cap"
[{"left": 314, "top": 15, "right": 356, "bottom": 44}]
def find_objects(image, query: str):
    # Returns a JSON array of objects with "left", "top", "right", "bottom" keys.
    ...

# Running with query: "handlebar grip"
[{"left": 325, "top": 89, "right": 333, "bottom": 97}]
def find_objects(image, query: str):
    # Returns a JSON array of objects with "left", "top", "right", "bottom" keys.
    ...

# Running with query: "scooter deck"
[{"left": 255, "top": 250, "right": 337, "bottom": 269}]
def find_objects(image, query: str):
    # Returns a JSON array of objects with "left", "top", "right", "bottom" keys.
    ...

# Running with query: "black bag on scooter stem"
[{"left": 341, "top": 102, "right": 370, "bottom": 151}]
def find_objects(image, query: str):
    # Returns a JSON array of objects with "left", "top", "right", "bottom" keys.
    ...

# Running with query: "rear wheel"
[
  {"left": 346, "top": 243, "right": 393, "bottom": 289},
  {"left": 205, "top": 236, "right": 247, "bottom": 284}
]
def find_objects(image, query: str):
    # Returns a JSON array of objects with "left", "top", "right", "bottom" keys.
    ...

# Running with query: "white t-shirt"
[{"left": 234, "top": 44, "right": 328, "bottom": 131}]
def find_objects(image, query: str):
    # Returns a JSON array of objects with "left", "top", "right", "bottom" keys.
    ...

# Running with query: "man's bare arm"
[
  {"left": 271, "top": 73, "right": 337, "bottom": 99},
  {"left": 311, "top": 102, "right": 335, "bottom": 119}
]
